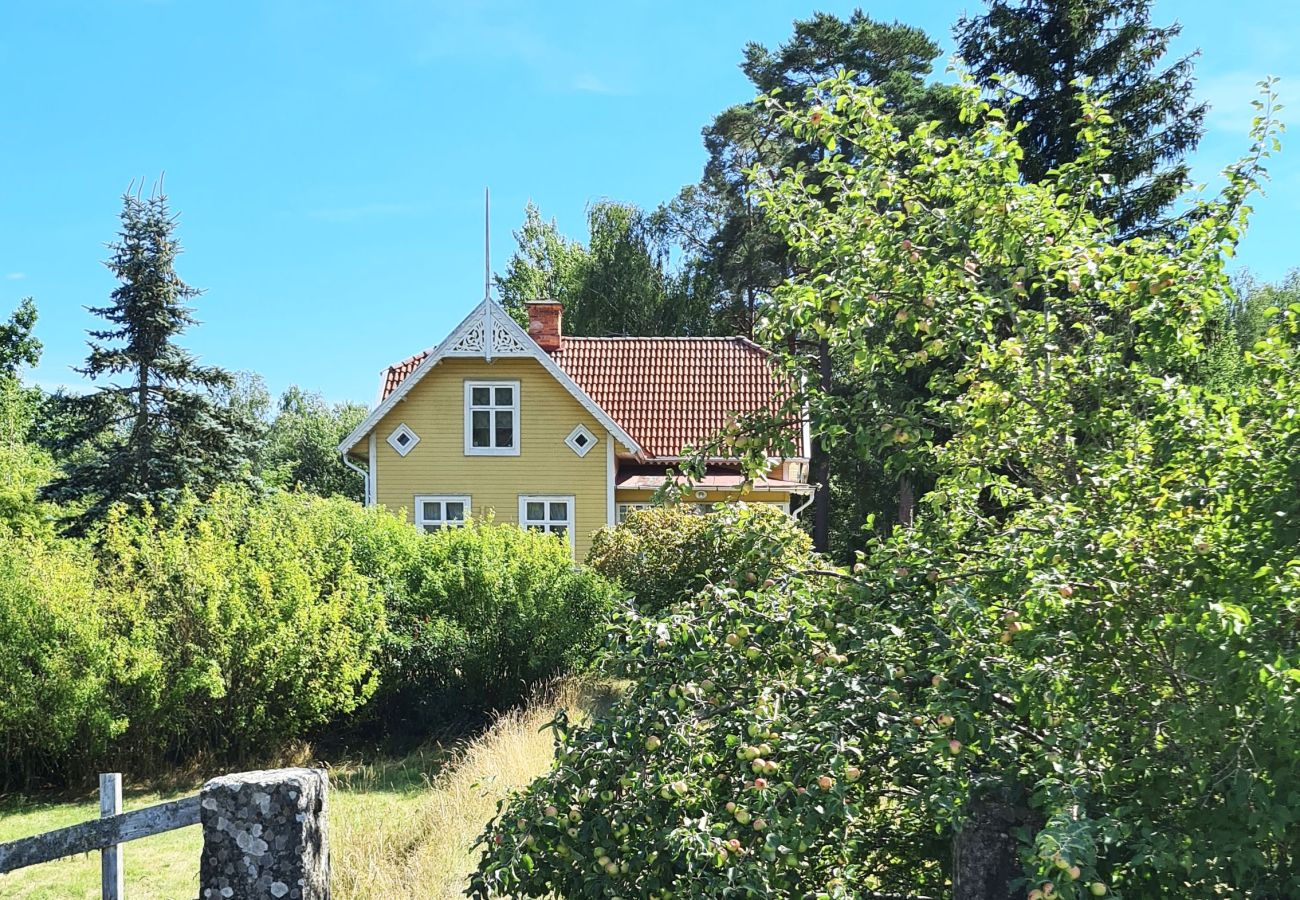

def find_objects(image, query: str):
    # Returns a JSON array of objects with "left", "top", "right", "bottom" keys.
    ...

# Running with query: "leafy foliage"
[
  {"left": 96, "top": 487, "right": 389, "bottom": 761},
  {"left": 0, "top": 529, "right": 133, "bottom": 787},
  {"left": 473, "top": 77, "right": 1298, "bottom": 897},
  {"left": 372, "top": 520, "right": 620, "bottom": 726},
  {"left": 258, "top": 385, "right": 368, "bottom": 497},
  {"left": 659, "top": 10, "right": 957, "bottom": 338},
  {"left": 0, "top": 486, "right": 622, "bottom": 787},
  {"left": 956, "top": 0, "right": 1207, "bottom": 236},
  {"left": 42, "top": 188, "right": 253, "bottom": 527},
  {"left": 0, "top": 380, "right": 58, "bottom": 535},
  {"left": 497, "top": 201, "right": 715, "bottom": 337},
  {"left": 0, "top": 297, "right": 41, "bottom": 378},
  {"left": 587, "top": 504, "right": 813, "bottom": 615},
  {"left": 0, "top": 300, "right": 58, "bottom": 534}
]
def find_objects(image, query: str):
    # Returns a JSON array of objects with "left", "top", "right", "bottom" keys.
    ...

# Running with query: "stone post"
[{"left": 199, "top": 768, "right": 330, "bottom": 900}]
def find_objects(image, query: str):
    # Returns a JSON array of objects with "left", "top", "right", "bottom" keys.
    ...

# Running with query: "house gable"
[
  {"left": 339, "top": 299, "right": 641, "bottom": 458},
  {"left": 369, "top": 354, "right": 617, "bottom": 559}
]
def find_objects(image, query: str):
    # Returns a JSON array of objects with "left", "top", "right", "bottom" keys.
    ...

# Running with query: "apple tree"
[{"left": 470, "top": 77, "right": 1298, "bottom": 898}]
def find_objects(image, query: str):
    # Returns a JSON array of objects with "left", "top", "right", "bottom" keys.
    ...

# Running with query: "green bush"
[
  {"left": 1, "top": 487, "right": 618, "bottom": 784},
  {"left": 97, "top": 487, "right": 388, "bottom": 761},
  {"left": 375, "top": 521, "right": 620, "bottom": 726},
  {"left": 0, "top": 530, "right": 140, "bottom": 787},
  {"left": 586, "top": 503, "right": 814, "bottom": 614}
]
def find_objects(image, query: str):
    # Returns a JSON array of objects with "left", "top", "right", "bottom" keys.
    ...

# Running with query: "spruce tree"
[
  {"left": 43, "top": 187, "right": 251, "bottom": 525},
  {"left": 956, "top": 0, "right": 1206, "bottom": 235}
]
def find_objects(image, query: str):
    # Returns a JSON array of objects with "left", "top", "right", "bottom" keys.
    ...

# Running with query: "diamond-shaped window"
[
  {"left": 387, "top": 423, "right": 420, "bottom": 457},
  {"left": 565, "top": 425, "right": 597, "bottom": 458}
]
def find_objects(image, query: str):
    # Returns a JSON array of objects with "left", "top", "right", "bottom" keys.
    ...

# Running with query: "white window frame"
[
  {"left": 464, "top": 380, "right": 520, "bottom": 456},
  {"left": 616, "top": 502, "right": 653, "bottom": 524},
  {"left": 387, "top": 423, "right": 420, "bottom": 457},
  {"left": 565, "top": 424, "right": 598, "bottom": 457},
  {"left": 414, "top": 495, "right": 471, "bottom": 532},
  {"left": 519, "top": 495, "right": 575, "bottom": 550}
]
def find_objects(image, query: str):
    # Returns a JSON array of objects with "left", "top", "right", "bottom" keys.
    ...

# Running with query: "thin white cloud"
[
  {"left": 5, "top": 272, "right": 25, "bottom": 280},
  {"left": 571, "top": 73, "right": 623, "bottom": 96},
  {"left": 306, "top": 203, "right": 421, "bottom": 224},
  {"left": 1198, "top": 71, "right": 1294, "bottom": 135},
  {"left": 412, "top": 5, "right": 626, "bottom": 96}
]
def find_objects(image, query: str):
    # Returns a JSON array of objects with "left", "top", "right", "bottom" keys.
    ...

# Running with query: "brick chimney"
[{"left": 526, "top": 300, "right": 563, "bottom": 353}]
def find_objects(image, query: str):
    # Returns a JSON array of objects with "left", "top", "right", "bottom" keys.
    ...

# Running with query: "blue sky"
[{"left": 3, "top": 1, "right": 1296, "bottom": 405}]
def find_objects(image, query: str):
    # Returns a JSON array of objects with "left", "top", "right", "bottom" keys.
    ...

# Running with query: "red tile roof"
[
  {"left": 378, "top": 337, "right": 803, "bottom": 460},
  {"left": 381, "top": 350, "right": 426, "bottom": 401}
]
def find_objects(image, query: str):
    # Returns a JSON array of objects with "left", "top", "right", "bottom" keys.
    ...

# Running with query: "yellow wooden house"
[{"left": 339, "top": 299, "right": 811, "bottom": 558}]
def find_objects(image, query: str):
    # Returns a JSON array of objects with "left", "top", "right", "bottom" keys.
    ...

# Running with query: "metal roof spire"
[{"left": 484, "top": 186, "right": 493, "bottom": 304}]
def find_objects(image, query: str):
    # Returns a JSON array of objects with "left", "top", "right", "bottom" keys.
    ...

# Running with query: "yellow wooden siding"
[{"left": 372, "top": 357, "right": 610, "bottom": 559}]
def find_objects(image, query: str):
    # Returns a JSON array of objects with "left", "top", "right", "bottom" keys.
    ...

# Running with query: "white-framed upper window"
[
  {"left": 415, "top": 495, "right": 470, "bottom": 533},
  {"left": 520, "top": 495, "right": 574, "bottom": 549},
  {"left": 387, "top": 423, "right": 420, "bottom": 457},
  {"left": 565, "top": 424, "right": 597, "bottom": 457},
  {"left": 465, "top": 381, "right": 520, "bottom": 455}
]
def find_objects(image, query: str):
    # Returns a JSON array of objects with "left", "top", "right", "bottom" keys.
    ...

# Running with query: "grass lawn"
[{"left": 0, "top": 679, "right": 605, "bottom": 900}]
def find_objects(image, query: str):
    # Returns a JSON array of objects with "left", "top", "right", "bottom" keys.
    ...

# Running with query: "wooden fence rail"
[
  {"left": 0, "top": 781, "right": 199, "bottom": 879},
  {"left": 0, "top": 768, "right": 329, "bottom": 900}
]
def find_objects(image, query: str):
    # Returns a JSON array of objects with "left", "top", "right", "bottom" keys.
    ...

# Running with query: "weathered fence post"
[
  {"left": 99, "top": 773, "right": 123, "bottom": 900},
  {"left": 198, "top": 768, "right": 330, "bottom": 900}
]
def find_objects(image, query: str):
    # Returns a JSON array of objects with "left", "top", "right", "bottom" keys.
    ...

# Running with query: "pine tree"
[
  {"left": 657, "top": 11, "right": 957, "bottom": 338},
  {"left": 956, "top": 0, "right": 1206, "bottom": 235},
  {"left": 43, "top": 187, "right": 252, "bottom": 525}
]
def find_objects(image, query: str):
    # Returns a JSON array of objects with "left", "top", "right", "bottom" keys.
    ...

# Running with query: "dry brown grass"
[
  {"left": 329, "top": 677, "right": 611, "bottom": 899},
  {"left": 0, "top": 678, "right": 612, "bottom": 900}
]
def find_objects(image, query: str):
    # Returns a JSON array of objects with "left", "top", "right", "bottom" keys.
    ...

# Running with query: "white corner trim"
[
  {"left": 338, "top": 298, "right": 643, "bottom": 457},
  {"left": 606, "top": 434, "right": 615, "bottom": 527},
  {"left": 367, "top": 432, "right": 377, "bottom": 507}
]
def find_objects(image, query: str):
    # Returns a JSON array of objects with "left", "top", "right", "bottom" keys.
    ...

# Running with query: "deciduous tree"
[{"left": 473, "top": 76, "right": 1298, "bottom": 899}]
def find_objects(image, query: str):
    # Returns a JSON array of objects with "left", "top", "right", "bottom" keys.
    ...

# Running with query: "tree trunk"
[
  {"left": 134, "top": 362, "right": 150, "bottom": 492},
  {"left": 897, "top": 474, "right": 915, "bottom": 529},
  {"left": 952, "top": 797, "right": 1035, "bottom": 900},
  {"left": 810, "top": 338, "right": 832, "bottom": 553}
]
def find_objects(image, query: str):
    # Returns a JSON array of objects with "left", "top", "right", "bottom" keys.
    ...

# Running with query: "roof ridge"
[{"left": 561, "top": 335, "right": 757, "bottom": 342}]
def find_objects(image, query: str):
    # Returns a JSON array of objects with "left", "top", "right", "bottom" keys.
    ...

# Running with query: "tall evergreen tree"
[
  {"left": 659, "top": 10, "right": 957, "bottom": 337},
  {"left": 657, "top": 11, "right": 956, "bottom": 552},
  {"left": 956, "top": 0, "right": 1206, "bottom": 235},
  {"left": 43, "top": 188, "right": 251, "bottom": 525}
]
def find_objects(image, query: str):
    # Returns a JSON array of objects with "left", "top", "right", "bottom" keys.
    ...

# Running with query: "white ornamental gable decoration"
[
  {"left": 444, "top": 302, "right": 531, "bottom": 360},
  {"left": 446, "top": 319, "right": 485, "bottom": 354}
]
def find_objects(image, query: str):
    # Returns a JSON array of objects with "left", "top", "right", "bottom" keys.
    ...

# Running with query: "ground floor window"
[
  {"left": 617, "top": 501, "right": 718, "bottom": 522},
  {"left": 415, "top": 495, "right": 470, "bottom": 532},
  {"left": 616, "top": 502, "right": 654, "bottom": 523},
  {"left": 520, "top": 495, "right": 574, "bottom": 547}
]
